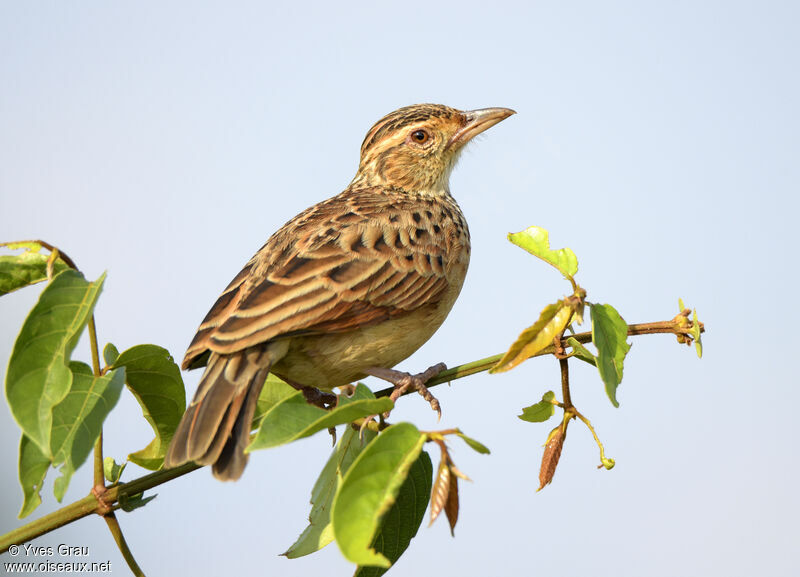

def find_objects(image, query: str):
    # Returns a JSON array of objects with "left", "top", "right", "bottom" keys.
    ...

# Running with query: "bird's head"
[{"left": 353, "top": 104, "right": 515, "bottom": 194}]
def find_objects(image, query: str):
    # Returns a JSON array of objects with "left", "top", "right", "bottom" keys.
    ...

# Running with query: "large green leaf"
[
  {"left": 5, "top": 269, "right": 106, "bottom": 454},
  {"left": 16, "top": 362, "right": 124, "bottom": 516},
  {"left": 354, "top": 450, "right": 433, "bottom": 577},
  {"left": 111, "top": 345, "right": 185, "bottom": 470},
  {"left": 591, "top": 303, "right": 632, "bottom": 407},
  {"left": 284, "top": 426, "right": 378, "bottom": 559},
  {"left": 249, "top": 383, "right": 393, "bottom": 452},
  {"left": 508, "top": 226, "right": 578, "bottom": 279},
  {"left": 0, "top": 243, "right": 69, "bottom": 296},
  {"left": 17, "top": 435, "right": 51, "bottom": 518},
  {"left": 51, "top": 362, "right": 125, "bottom": 501},
  {"left": 491, "top": 300, "right": 573, "bottom": 373},
  {"left": 332, "top": 422, "right": 426, "bottom": 568}
]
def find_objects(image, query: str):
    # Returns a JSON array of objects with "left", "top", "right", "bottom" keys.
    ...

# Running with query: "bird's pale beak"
[{"left": 448, "top": 107, "right": 516, "bottom": 148}]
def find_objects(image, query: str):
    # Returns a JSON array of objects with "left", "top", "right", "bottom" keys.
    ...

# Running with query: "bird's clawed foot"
[
  {"left": 297, "top": 385, "right": 337, "bottom": 409},
  {"left": 365, "top": 362, "right": 446, "bottom": 420},
  {"left": 293, "top": 384, "right": 338, "bottom": 444}
]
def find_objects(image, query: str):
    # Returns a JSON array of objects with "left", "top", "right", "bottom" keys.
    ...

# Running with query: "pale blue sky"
[{"left": 1, "top": 1, "right": 798, "bottom": 576}]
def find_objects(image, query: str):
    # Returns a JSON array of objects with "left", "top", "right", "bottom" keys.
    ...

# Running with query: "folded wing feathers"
[{"left": 183, "top": 188, "right": 450, "bottom": 366}]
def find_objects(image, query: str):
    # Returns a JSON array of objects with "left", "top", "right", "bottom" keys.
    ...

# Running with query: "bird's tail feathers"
[{"left": 164, "top": 345, "right": 275, "bottom": 481}]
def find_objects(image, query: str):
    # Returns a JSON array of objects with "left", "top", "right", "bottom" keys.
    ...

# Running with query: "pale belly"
[{"left": 271, "top": 300, "right": 454, "bottom": 390}]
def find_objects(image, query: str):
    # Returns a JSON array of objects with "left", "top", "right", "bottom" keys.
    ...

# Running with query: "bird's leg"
[
  {"left": 300, "top": 386, "right": 338, "bottom": 409},
  {"left": 285, "top": 380, "right": 338, "bottom": 410},
  {"left": 285, "top": 381, "right": 338, "bottom": 444},
  {"left": 364, "top": 362, "right": 446, "bottom": 420}
]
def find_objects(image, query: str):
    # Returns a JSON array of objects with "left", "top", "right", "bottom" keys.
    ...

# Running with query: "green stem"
[
  {"left": 572, "top": 408, "right": 615, "bottom": 470},
  {"left": 103, "top": 513, "right": 146, "bottom": 577},
  {"left": 374, "top": 318, "right": 702, "bottom": 399},
  {"left": 88, "top": 316, "right": 104, "bottom": 489},
  {"left": 0, "top": 462, "right": 199, "bottom": 554}
]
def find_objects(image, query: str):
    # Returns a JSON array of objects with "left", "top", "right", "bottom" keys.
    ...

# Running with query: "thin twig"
[
  {"left": 376, "top": 317, "right": 703, "bottom": 399},
  {"left": 88, "top": 317, "right": 104, "bottom": 490},
  {"left": 0, "top": 462, "right": 200, "bottom": 553},
  {"left": 559, "top": 358, "right": 572, "bottom": 409},
  {"left": 103, "top": 513, "right": 146, "bottom": 577}
]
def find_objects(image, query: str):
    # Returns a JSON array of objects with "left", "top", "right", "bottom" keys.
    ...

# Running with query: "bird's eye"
[{"left": 409, "top": 129, "right": 430, "bottom": 145}]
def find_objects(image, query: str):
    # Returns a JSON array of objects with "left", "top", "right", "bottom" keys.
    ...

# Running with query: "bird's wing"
[{"left": 182, "top": 188, "right": 457, "bottom": 370}]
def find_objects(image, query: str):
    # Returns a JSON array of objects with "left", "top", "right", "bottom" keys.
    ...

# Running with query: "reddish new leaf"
[
  {"left": 538, "top": 423, "right": 567, "bottom": 491},
  {"left": 429, "top": 442, "right": 451, "bottom": 527},
  {"left": 444, "top": 465, "right": 459, "bottom": 536}
]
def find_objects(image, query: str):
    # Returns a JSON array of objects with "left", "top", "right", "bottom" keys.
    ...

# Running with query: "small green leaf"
[
  {"left": 104, "top": 457, "right": 127, "bottom": 484},
  {"left": 112, "top": 345, "right": 185, "bottom": 470},
  {"left": 0, "top": 243, "right": 69, "bottom": 296},
  {"left": 519, "top": 391, "right": 557, "bottom": 423},
  {"left": 50, "top": 362, "right": 125, "bottom": 501},
  {"left": 18, "top": 435, "right": 50, "bottom": 518},
  {"left": 5, "top": 269, "right": 106, "bottom": 455},
  {"left": 284, "top": 426, "right": 377, "bottom": 559},
  {"left": 103, "top": 343, "right": 119, "bottom": 366},
  {"left": 249, "top": 384, "right": 393, "bottom": 452},
  {"left": 332, "top": 423, "right": 426, "bottom": 568},
  {"left": 119, "top": 492, "right": 156, "bottom": 512},
  {"left": 354, "top": 450, "right": 433, "bottom": 577},
  {"left": 508, "top": 226, "right": 578, "bottom": 279},
  {"left": 455, "top": 431, "right": 491, "bottom": 455},
  {"left": 566, "top": 337, "right": 597, "bottom": 367},
  {"left": 491, "top": 301, "right": 573, "bottom": 373},
  {"left": 591, "top": 303, "right": 632, "bottom": 407}
]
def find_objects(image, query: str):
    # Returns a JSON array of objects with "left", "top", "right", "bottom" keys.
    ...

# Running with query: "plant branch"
[
  {"left": 88, "top": 316, "right": 104, "bottom": 489},
  {"left": 375, "top": 314, "right": 704, "bottom": 399},
  {"left": 1, "top": 313, "right": 702, "bottom": 552},
  {"left": 103, "top": 513, "right": 146, "bottom": 577},
  {"left": 0, "top": 462, "right": 199, "bottom": 553},
  {"left": 559, "top": 358, "right": 572, "bottom": 409}
]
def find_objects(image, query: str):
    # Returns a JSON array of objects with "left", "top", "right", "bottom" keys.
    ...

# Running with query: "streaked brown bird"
[{"left": 165, "top": 103, "right": 515, "bottom": 480}]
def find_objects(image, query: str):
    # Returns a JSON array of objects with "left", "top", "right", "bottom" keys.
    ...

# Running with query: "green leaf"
[
  {"left": 104, "top": 456, "right": 127, "bottom": 484},
  {"left": 455, "top": 431, "right": 491, "bottom": 455},
  {"left": 18, "top": 435, "right": 51, "bottom": 518},
  {"left": 51, "top": 362, "right": 125, "bottom": 501},
  {"left": 354, "top": 450, "right": 433, "bottom": 577},
  {"left": 284, "top": 426, "right": 378, "bottom": 559},
  {"left": 519, "top": 391, "right": 557, "bottom": 423},
  {"left": 565, "top": 337, "right": 597, "bottom": 367},
  {"left": 5, "top": 269, "right": 106, "bottom": 454},
  {"left": 332, "top": 423, "right": 426, "bottom": 568},
  {"left": 591, "top": 303, "right": 632, "bottom": 407},
  {"left": 490, "top": 300, "right": 573, "bottom": 373},
  {"left": 508, "top": 226, "right": 578, "bottom": 279},
  {"left": 253, "top": 373, "right": 296, "bottom": 427},
  {"left": 102, "top": 343, "right": 119, "bottom": 366},
  {"left": 119, "top": 492, "right": 156, "bottom": 512},
  {"left": 249, "top": 384, "right": 393, "bottom": 452},
  {"left": 0, "top": 243, "right": 69, "bottom": 296},
  {"left": 111, "top": 345, "right": 186, "bottom": 470}
]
